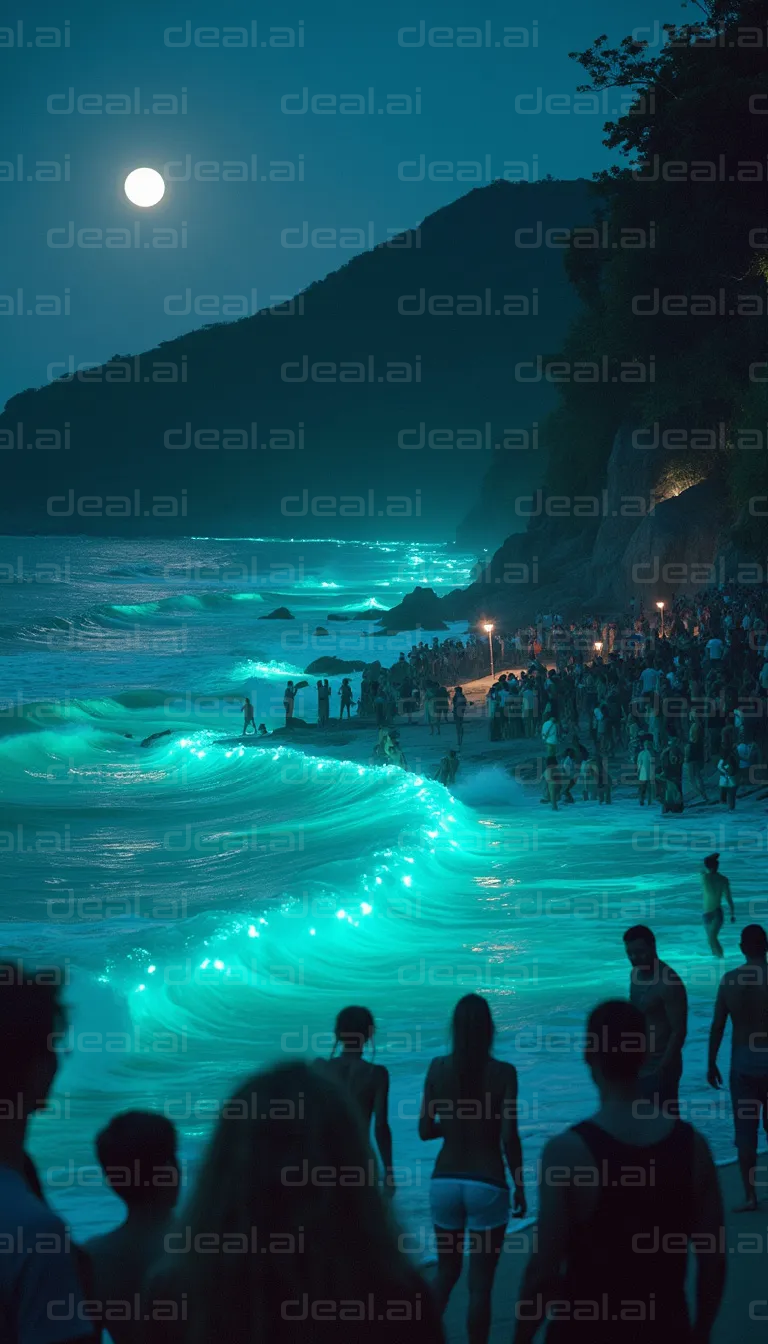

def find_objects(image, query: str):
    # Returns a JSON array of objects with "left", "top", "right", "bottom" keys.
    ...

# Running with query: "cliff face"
[
  {"left": 442, "top": 424, "right": 730, "bottom": 623},
  {"left": 1, "top": 178, "right": 593, "bottom": 539}
]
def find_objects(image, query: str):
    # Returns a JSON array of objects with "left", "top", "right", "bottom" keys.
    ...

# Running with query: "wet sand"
[{"left": 439, "top": 1163, "right": 764, "bottom": 1343}]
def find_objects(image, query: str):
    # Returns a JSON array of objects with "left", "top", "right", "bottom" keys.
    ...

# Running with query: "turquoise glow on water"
[{"left": 0, "top": 537, "right": 753, "bottom": 1247}]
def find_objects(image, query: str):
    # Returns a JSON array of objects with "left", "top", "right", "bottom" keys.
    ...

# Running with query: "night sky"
[{"left": 2, "top": 0, "right": 686, "bottom": 408}]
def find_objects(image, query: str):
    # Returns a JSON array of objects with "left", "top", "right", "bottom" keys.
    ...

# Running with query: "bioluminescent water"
[{"left": 0, "top": 538, "right": 760, "bottom": 1247}]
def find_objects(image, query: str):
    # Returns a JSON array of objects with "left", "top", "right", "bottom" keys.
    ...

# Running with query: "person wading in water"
[{"left": 701, "top": 853, "right": 735, "bottom": 959}]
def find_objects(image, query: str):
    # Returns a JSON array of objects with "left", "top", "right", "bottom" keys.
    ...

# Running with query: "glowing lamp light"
[
  {"left": 482, "top": 621, "right": 495, "bottom": 678},
  {"left": 594, "top": 641, "right": 603, "bottom": 653}
]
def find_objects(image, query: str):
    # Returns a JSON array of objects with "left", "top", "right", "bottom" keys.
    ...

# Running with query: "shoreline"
[{"left": 218, "top": 661, "right": 768, "bottom": 812}]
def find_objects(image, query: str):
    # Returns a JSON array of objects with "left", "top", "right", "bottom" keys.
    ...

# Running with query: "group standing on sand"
[
  {"left": 313, "top": 925, "right": 768, "bottom": 1344},
  {"left": 6, "top": 912, "right": 768, "bottom": 1344}
]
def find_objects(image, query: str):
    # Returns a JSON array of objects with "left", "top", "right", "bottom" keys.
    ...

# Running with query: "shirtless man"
[
  {"left": 624, "top": 924, "right": 688, "bottom": 1116},
  {"left": 701, "top": 852, "right": 735, "bottom": 958},
  {"left": 708, "top": 924, "right": 768, "bottom": 1210},
  {"left": 316, "top": 1006, "right": 394, "bottom": 1194}
]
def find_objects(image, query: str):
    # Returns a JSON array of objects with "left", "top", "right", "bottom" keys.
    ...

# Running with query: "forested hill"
[{"left": 0, "top": 178, "right": 594, "bottom": 538}]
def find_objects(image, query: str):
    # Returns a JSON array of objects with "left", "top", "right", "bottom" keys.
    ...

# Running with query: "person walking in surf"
[
  {"left": 241, "top": 696, "right": 256, "bottom": 735},
  {"left": 701, "top": 853, "right": 735, "bottom": 959}
]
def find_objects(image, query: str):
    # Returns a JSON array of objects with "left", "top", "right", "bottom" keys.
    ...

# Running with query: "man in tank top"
[{"left": 513, "top": 999, "right": 725, "bottom": 1342}]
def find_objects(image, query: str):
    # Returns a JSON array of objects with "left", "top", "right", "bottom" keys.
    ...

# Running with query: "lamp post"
[
  {"left": 656, "top": 600, "right": 665, "bottom": 638},
  {"left": 483, "top": 622, "right": 495, "bottom": 680}
]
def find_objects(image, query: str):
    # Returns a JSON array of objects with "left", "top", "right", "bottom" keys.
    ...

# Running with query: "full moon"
[{"left": 124, "top": 167, "right": 165, "bottom": 207}]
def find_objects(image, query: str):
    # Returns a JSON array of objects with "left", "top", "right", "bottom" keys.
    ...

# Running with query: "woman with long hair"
[
  {"left": 146, "top": 1062, "right": 442, "bottom": 1344},
  {"left": 317, "top": 1005, "right": 394, "bottom": 1195},
  {"left": 419, "top": 994, "right": 526, "bottom": 1344}
]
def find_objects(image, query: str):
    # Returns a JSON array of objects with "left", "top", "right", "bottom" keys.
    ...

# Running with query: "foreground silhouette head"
[
  {"left": 623, "top": 925, "right": 657, "bottom": 970},
  {"left": 333, "top": 1005, "right": 375, "bottom": 1053},
  {"left": 585, "top": 999, "right": 646, "bottom": 1088},
  {"left": 741, "top": 924, "right": 768, "bottom": 960},
  {"left": 168, "top": 1063, "right": 417, "bottom": 1339},
  {"left": 95, "top": 1111, "right": 179, "bottom": 1212},
  {"left": 0, "top": 963, "right": 65, "bottom": 1118}
]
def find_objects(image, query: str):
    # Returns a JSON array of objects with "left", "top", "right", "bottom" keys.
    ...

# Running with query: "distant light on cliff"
[{"left": 655, "top": 464, "right": 708, "bottom": 502}]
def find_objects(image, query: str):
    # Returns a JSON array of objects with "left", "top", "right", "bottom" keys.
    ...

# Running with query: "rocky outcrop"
[
  {"left": 619, "top": 477, "right": 729, "bottom": 601},
  {"left": 377, "top": 586, "right": 449, "bottom": 632},
  {"left": 443, "top": 424, "right": 729, "bottom": 622},
  {"left": 260, "top": 607, "right": 294, "bottom": 620},
  {"left": 304, "top": 657, "right": 367, "bottom": 675}
]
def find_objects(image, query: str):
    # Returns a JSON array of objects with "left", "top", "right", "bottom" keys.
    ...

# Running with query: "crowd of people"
[
  {"left": 5, "top": 917, "right": 768, "bottom": 1343},
  {"left": 485, "top": 588, "right": 768, "bottom": 816},
  {"left": 318, "top": 585, "right": 768, "bottom": 820},
  {"left": 257, "top": 590, "right": 768, "bottom": 811}
]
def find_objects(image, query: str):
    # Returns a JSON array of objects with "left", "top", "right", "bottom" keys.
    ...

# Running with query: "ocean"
[{"left": 0, "top": 536, "right": 754, "bottom": 1247}]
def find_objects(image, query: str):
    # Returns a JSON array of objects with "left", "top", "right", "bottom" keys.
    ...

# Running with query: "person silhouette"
[
  {"left": 316, "top": 1006, "right": 395, "bottom": 1195},
  {"left": 420, "top": 994, "right": 526, "bottom": 1344},
  {"left": 241, "top": 696, "right": 256, "bottom": 735},
  {"left": 514, "top": 999, "right": 724, "bottom": 1343},
  {"left": 85, "top": 1112, "right": 181, "bottom": 1344}
]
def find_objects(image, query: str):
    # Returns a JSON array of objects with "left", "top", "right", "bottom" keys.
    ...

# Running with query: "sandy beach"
[
  {"left": 227, "top": 664, "right": 768, "bottom": 1342},
  {"left": 214, "top": 665, "right": 543, "bottom": 781},
  {"left": 438, "top": 1161, "right": 765, "bottom": 1343}
]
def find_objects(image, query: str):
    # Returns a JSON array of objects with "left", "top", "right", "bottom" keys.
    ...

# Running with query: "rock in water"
[
  {"left": 260, "top": 606, "right": 294, "bottom": 620},
  {"left": 140, "top": 730, "right": 172, "bottom": 748},
  {"left": 305, "top": 657, "right": 367, "bottom": 675}
]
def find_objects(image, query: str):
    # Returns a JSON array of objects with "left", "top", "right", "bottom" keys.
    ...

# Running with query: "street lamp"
[
  {"left": 483, "top": 621, "right": 495, "bottom": 680},
  {"left": 656, "top": 600, "right": 665, "bottom": 637}
]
